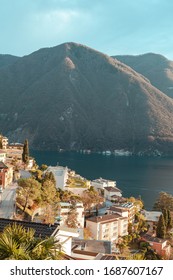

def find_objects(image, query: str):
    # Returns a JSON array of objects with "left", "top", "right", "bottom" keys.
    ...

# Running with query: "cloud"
[{"left": 0, "top": 0, "right": 173, "bottom": 59}]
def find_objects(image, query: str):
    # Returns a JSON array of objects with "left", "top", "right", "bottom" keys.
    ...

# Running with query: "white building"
[
  {"left": 91, "top": 177, "right": 116, "bottom": 191},
  {"left": 141, "top": 210, "right": 162, "bottom": 231},
  {"left": 52, "top": 226, "right": 80, "bottom": 256},
  {"left": 56, "top": 201, "right": 85, "bottom": 229},
  {"left": 86, "top": 214, "right": 128, "bottom": 243},
  {"left": 46, "top": 165, "right": 68, "bottom": 190},
  {"left": 104, "top": 186, "right": 122, "bottom": 200}
]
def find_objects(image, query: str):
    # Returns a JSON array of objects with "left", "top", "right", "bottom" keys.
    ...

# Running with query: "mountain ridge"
[
  {"left": 1, "top": 42, "right": 173, "bottom": 155},
  {"left": 114, "top": 53, "right": 173, "bottom": 98}
]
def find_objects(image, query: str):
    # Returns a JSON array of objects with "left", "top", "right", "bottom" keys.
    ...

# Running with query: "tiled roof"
[
  {"left": 141, "top": 233, "right": 166, "bottom": 244},
  {"left": 0, "top": 218, "right": 58, "bottom": 239}
]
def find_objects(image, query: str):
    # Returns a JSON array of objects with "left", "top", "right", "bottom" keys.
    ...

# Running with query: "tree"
[
  {"left": 81, "top": 187, "right": 103, "bottom": 215},
  {"left": 0, "top": 135, "right": 2, "bottom": 149},
  {"left": 40, "top": 164, "right": 48, "bottom": 171},
  {"left": 0, "top": 223, "right": 63, "bottom": 260},
  {"left": 39, "top": 180, "right": 60, "bottom": 224},
  {"left": 17, "top": 178, "right": 42, "bottom": 212},
  {"left": 167, "top": 209, "right": 173, "bottom": 230},
  {"left": 153, "top": 192, "right": 173, "bottom": 211},
  {"left": 42, "top": 171, "right": 56, "bottom": 187},
  {"left": 127, "top": 196, "right": 144, "bottom": 211},
  {"left": 22, "top": 139, "right": 29, "bottom": 164},
  {"left": 156, "top": 214, "right": 166, "bottom": 239},
  {"left": 162, "top": 208, "right": 168, "bottom": 229},
  {"left": 65, "top": 204, "right": 79, "bottom": 228}
]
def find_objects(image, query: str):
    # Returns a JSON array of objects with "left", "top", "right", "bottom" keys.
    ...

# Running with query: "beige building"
[
  {"left": 86, "top": 214, "right": 128, "bottom": 243},
  {"left": 1, "top": 137, "right": 8, "bottom": 149},
  {"left": 107, "top": 202, "right": 135, "bottom": 224},
  {"left": 0, "top": 151, "right": 6, "bottom": 163}
]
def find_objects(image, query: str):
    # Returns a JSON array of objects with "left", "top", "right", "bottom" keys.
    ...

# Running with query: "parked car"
[{"left": 0, "top": 186, "right": 3, "bottom": 193}]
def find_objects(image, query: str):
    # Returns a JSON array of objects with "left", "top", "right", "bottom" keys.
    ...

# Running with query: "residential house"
[
  {"left": 107, "top": 202, "right": 135, "bottom": 224},
  {"left": 104, "top": 186, "right": 122, "bottom": 201},
  {"left": 6, "top": 144, "right": 23, "bottom": 161},
  {"left": 0, "top": 151, "right": 6, "bottom": 163},
  {"left": 140, "top": 233, "right": 171, "bottom": 259},
  {"left": 91, "top": 177, "right": 116, "bottom": 193},
  {"left": 0, "top": 161, "right": 8, "bottom": 189},
  {"left": 1, "top": 137, "right": 8, "bottom": 149},
  {"left": 86, "top": 214, "right": 128, "bottom": 243},
  {"left": 71, "top": 239, "right": 112, "bottom": 260},
  {"left": 141, "top": 210, "right": 162, "bottom": 232},
  {"left": 46, "top": 165, "right": 68, "bottom": 190},
  {"left": 53, "top": 226, "right": 80, "bottom": 256},
  {"left": 56, "top": 201, "right": 85, "bottom": 229}
]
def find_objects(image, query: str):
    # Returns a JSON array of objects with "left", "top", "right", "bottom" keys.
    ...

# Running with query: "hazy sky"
[{"left": 1, "top": 0, "right": 173, "bottom": 59}]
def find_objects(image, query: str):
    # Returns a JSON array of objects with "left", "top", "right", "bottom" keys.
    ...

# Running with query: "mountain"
[
  {"left": 1, "top": 43, "right": 173, "bottom": 155},
  {"left": 114, "top": 53, "right": 173, "bottom": 98},
  {"left": 0, "top": 54, "right": 19, "bottom": 68}
]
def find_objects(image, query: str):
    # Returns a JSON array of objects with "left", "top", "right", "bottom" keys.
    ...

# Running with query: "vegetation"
[
  {"left": 16, "top": 171, "right": 60, "bottom": 223},
  {"left": 22, "top": 139, "right": 29, "bottom": 164},
  {"left": 127, "top": 196, "right": 144, "bottom": 211},
  {"left": 0, "top": 134, "right": 2, "bottom": 149},
  {"left": 156, "top": 209, "right": 173, "bottom": 238},
  {"left": 153, "top": 192, "right": 173, "bottom": 211},
  {"left": 65, "top": 203, "right": 79, "bottom": 228},
  {"left": 81, "top": 186, "right": 103, "bottom": 215},
  {"left": 156, "top": 214, "right": 166, "bottom": 238},
  {"left": 0, "top": 223, "right": 63, "bottom": 260},
  {"left": 139, "top": 242, "right": 163, "bottom": 260},
  {"left": 17, "top": 178, "right": 42, "bottom": 212},
  {"left": 66, "top": 176, "right": 88, "bottom": 188}
]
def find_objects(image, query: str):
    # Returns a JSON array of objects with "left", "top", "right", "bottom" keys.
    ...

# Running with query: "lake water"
[{"left": 30, "top": 150, "right": 173, "bottom": 210}]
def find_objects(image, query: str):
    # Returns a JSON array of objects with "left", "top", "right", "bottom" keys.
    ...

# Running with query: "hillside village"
[{"left": 0, "top": 135, "right": 173, "bottom": 260}]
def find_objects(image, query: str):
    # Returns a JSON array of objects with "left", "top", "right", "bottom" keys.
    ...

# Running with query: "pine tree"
[
  {"left": 22, "top": 139, "right": 29, "bottom": 164},
  {"left": 156, "top": 214, "right": 166, "bottom": 239},
  {"left": 162, "top": 208, "right": 168, "bottom": 228},
  {"left": 167, "top": 210, "right": 173, "bottom": 230}
]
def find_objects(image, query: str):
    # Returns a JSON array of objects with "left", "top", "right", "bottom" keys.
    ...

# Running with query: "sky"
[{"left": 1, "top": 0, "right": 173, "bottom": 59}]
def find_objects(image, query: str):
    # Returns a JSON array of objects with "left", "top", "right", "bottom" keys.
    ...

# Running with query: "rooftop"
[
  {"left": 86, "top": 214, "right": 122, "bottom": 223},
  {"left": 92, "top": 177, "right": 116, "bottom": 184},
  {"left": 72, "top": 239, "right": 112, "bottom": 254},
  {"left": 0, "top": 218, "right": 58, "bottom": 239},
  {"left": 113, "top": 202, "right": 134, "bottom": 209},
  {"left": 141, "top": 233, "right": 167, "bottom": 244},
  {"left": 95, "top": 253, "right": 118, "bottom": 260},
  {"left": 104, "top": 186, "right": 122, "bottom": 192}
]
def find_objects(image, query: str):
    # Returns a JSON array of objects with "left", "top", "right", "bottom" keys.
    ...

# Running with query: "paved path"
[{"left": 0, "top": 183, "right": 18, "bottom": 219}]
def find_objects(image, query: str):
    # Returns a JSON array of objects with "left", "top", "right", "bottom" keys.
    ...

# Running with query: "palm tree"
[{"left": 0, "top": 223, "right": 63, "bottom": 260}]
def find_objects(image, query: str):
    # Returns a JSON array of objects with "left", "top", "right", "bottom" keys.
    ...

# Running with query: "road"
[{"left": 0, "top": 183, "right": 18, "bottom": 219}]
